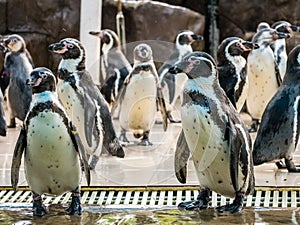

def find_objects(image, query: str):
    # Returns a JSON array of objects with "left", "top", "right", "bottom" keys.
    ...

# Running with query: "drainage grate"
[{"left": 0, "top": 186, "right": 299, "bottom": 208}]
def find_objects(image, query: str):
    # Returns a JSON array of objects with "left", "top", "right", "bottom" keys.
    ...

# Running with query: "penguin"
[
  {"left": 246, "top": 27, "right": 290, "bottom": 132},
  {"left": 89, "top": 29, "right": 132, "bottom": 107},
  {"left": 48, "top": 38, "right": 124, "bottom": 169},
  {"left": 271, "top": 21, "right": 300, "bottom": 80},
  {"left": 217, "top": 37, "right": 258, "bottom": 112},
  {"left": 11, "top": 67, "right": 90, "bottom": 216},
  {"left": 0, "top": 43, "right": 10, "bottom": 97},
  {"left": 158, "top": 30, "right": 203, "bottom": 123},
  {"left": 253, "top": 44, "right": 300, "bottom": 172},
  {"left": 0, "top": 89, "right": 6, "bottom": 136},
  {"left": 169, "top": 51, "right": 254, "bottom": 213},
  {"left": 114, "top": 43, "right": 168, "bottom": 146},
  {"left": 3, "top": 34, "right": 34, "bottom": 128}
]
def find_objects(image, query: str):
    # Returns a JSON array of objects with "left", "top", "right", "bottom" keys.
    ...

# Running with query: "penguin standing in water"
[
  {"left": 0, "top": 89, "right": 6, "bottom": 136},
  {"left": 170, "top": 51, "right": 254, "bottom": 213},
  {"left": 114, "top": 43, "right": 168, "bottom": 146},
  {"left": 217, "top": 37, "right": 258, "bottom": 112},
  {"left": 253, "top": 44, "right": 300, "bottom": 172},
  {"left": 246, "top": 28, "right": 290, "bottom": 132},
  {"left": 158, "top": 30, "right": 203, "bottom": 123},
  {"left": 48, "top": 38, "right": 124, "bottom": 169},
  {"left": 3, "top": 34, "right": 34, "bottom": 128},
  {"left": 11, "top": 67, "right": 90, "bottom": 216},
  {"left": 89, "top": 29, "right": 132, "bottom": 107},
  {"left": 271, "top": 21, "right": 300, "bottom": 80}
]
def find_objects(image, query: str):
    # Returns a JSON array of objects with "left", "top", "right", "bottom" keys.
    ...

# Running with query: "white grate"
[{"left": 0, "top": 187, "right": 299, "bottom": 208}]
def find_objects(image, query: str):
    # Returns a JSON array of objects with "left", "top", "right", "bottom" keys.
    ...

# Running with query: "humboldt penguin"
[
  {"left": 48, "top": 38, "right": 124, "bottom": 169},
  {"left": 0, "top": 89, "right": 6, "bottom": 136},
  {"left": 217, "top": 37, "right": 258, "bottom": 112},
  {"left": 246, "top": 27, "right": 290, "bottom": 132},
  {"left": 271, "top": 21, "right": 300, "bottom": 79},
  {"left": 89, "top": 29, "right": 132, "bottom": 107},
  {"left": 114, "top": 43, "right": 168, "bottom": 146},
  {"left": 170, "top": 51, "right": 254, "bottom": 213},
  {"left": 253, "top": 44, "right": 300, "bottom": 172},
  {"left": 11, "top": 67, "right": 90, "bottom": 216},
  {"left": 3, "top": 34, "right": 34, "bottom": 128},
  {"left": 158, "top": 30, "right": 203, "bottom": 123}
]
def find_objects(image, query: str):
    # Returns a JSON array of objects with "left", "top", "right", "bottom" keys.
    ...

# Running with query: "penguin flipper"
[
  {"left": 111, "top": 75, "right": 130, "bottom": 116},
  {"left": 174, "top": 130, "right": 190, "bottom": 184},
  {"left": 157, "top": 87, "right": 168, "bottom": 131},
  {"left": 11, "top": 126, "right": 26, "bottom": 191},
  {"left": 69, "top": 122, "right": 91, "bottom": 186},
  {"left": 83, "top": 93, "right": 97, "bottom": 148},
  {"left": 225, "top": 118, "right": 239, "bottom": 192}
]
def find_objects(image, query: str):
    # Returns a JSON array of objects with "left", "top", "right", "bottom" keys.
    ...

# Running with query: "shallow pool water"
[{"left": 1, "top": 204, "right": 300, "bottom": 225}]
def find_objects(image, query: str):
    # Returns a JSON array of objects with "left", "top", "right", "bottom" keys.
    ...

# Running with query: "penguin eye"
[
  {"left": 67, "top": 43, "right": 74, "bottom": 49},
  {"left": 39, "top": 72, "right": 48, "bottom": 79},
  {"left": 12, "top": 39, "right": 17, "bottom": 43}
]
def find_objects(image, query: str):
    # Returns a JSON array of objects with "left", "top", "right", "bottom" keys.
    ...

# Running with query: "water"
[{"left": 1, "top": 205, "right": 299, "bottom": 225}]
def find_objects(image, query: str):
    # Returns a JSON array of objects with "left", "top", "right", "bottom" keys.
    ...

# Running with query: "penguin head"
[
  {"left": 89, "top": 29, "right": 120, "bottom": 50},
  {"left": 252, "top": 28, "right": 290, "bottom": 45},
  {"left": 256, "top": 22, "right": 270, "bottom": 32},
  {"left": 169, "top": 51, "right": 217, "bottom": 80},
  {"left": 175, "top": 30, "right": 203, "bottom": 47},
  {"left": 272, "top": 21, "right": 300, "bottom": 35},
  {"left": 26, "top": 67, "right": 57, "bottom": 94},
  {"left": 217, "top": 37, "right": 259, "bottom": 62},
  {"left": 48, "top": 38, "right": 86, "bottom": 71},
  {"left": 4, "top": 34, "right": 26, "bottom": 52},
  {"left": 133, "top": 43, "right": 153, "bottom": 63},
  {"left": 284, "top": 44, "right": 300, "bottom": 83}
]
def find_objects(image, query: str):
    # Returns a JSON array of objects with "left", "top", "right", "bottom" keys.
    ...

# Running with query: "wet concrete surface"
[{"left": 1, "top": 107, "right": 300, "bottom": 224}]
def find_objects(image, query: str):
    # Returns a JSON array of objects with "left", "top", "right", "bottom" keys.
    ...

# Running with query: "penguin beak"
[
  {"left": 241, "top": 41, "right": 259, "bottom": 51},
  {"left": 48, "top": 42, "right": 68, "bottom": 54},
  {"left": 190, "top": 34, "right": 204, "bottom": 41},
  {"left": 169, "top": 61, "right": 190, "bottom": 74},
  {"left": 273, "top": 31, "right": 290, "bottom": 40},
  {"left": 26, "top": 72, "right": 42, "bottom": 87},
  {"left": 89, "top": 31, "right": 101, "bottom": 37},
  {"left": 290, "top": 25, "right": 300, "bottom": 32}
]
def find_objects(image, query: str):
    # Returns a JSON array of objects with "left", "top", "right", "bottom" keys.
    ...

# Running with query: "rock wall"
[{"left": 0, "top": 0, "right": 299, "bottom": 75}]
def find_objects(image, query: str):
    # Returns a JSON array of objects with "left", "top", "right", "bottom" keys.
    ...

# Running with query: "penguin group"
[{"left": 0, "top": 16, "right": 299, "bottom": 217}]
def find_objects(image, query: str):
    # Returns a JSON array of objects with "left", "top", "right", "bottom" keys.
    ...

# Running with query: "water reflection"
[{"left": 1, "top": 205, "right": 300, "bottom": 225}]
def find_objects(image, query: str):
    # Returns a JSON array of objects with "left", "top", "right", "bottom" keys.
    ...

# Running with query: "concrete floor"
[{"left": 1, "top": 107, "right": 300, "bottom": 189}]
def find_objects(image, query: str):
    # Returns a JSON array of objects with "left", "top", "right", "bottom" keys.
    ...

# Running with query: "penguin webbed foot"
[
  {"left": 119, "top": 130, "right": 130, "bottom": 144},
  {"left": 216, "top": 194, "right": 244, "bottom": 213},
  {"left": 285, "top": 159, "right": 300, "bottom": 173},
  {"left": 66, "top": 192, "right": 82, "bottom": 215},
  {"left": 138, "top": 139, "right": 153, "bottom": 146},
  {"left": 32, "top": 194, "right": 48, "bottom": 217},
  {"left": 138, "top": 131, "right": 153, "bottom": 146},
  {"left": 167, "top": 111, "right": 181, "bottom": 123},
  {"left": 178, "top": 189, "right": 210, "bottom": 210}
]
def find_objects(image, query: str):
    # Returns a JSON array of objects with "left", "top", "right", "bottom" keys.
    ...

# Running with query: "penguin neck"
[
  {"left": 225, "top": 53, "right": 246, "bottom": 76},
  {"left": 273, "top": 39, "right": 286, "bottom": 53},
  {"left": 185, "top": 75, "right": 217, "bottom": 96},
  {"left": 59, "top": 57, "right": 85, "bottom": 73},
  {"left": 176, "top": 44, "right": 193, "bottom": 60},
  {"left": 31, "top": 91, "right": 58, "bottom": 105}
]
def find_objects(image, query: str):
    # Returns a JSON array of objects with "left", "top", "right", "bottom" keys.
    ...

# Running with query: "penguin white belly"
[
  {"left": 119, "top": 73, "right": 157, "bottom": 135},
  {"left": 182, "top": 105, "right": 244, "bottom": 198},
  {"left": 247, "top": 50, "right": 279, "bottom": 120},
  {"left": 57, "top": 81, "right": 98, "bottom": 156},
  {"left": 236, "top": 78, "right": 249, "bottom": 113},
  {"left": 25, "top": 111, "right": 81, "bottom": 196}
]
